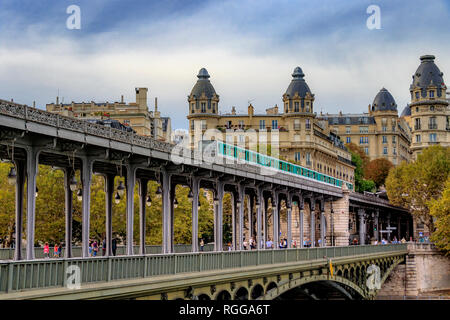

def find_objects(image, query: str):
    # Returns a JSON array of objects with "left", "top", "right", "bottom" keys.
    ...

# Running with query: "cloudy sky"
[{"left": 0, "top": 0, "right": 449, "bottom": 130}]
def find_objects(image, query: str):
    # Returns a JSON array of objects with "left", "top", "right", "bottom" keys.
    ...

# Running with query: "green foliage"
[
  {"left": 429, "top": 177, "right": 450, "bottom": 255},
  {"left": 347, "top": 147, "right": 376, "bottom": 193},
  {"left": 386, "top": 146, "right": 450, "bottom": 233}
]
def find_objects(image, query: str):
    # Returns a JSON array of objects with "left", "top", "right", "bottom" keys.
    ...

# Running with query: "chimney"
[
  {"left": 231, "top": 106, "right": 236, "bottom": 115},
  {"left": 274, "top": 104, "right": 278, "bottom": 114},
  {"left": 368, "top": 104, "right": 371, "bottom": 114},
  {"left": 135, "top": 87, "right": 148, "bottom": 110},
  {"left": 248, "top": 104, "right": 254, "bottom": 117},
  {"left": 121, "top": 95, "right": 124, "bottom": 103},
  {"left": 155, "top": 97, "right": 158, "bottom": 112},
  {"left": 339, "top": 110, "right": 342, "bottom": 116},
  {"left": 33, "top": 101, "right": 36, "bottom": 108},
  {"left": 56, "top": 96, "right": 59, "bottom": 105}
]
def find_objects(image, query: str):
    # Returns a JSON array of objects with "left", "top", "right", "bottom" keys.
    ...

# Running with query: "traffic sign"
[{"left": 386, "top": 227, "right": 396, "bottom": 230}]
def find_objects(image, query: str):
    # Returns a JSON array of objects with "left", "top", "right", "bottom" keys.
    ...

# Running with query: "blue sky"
[{"left": 0, "top": 0, "right": 449, "bottom": 130}]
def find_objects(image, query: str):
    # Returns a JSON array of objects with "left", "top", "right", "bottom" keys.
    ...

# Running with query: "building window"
[
  {"left": 415, "top": 118, "right": 421, "bottom": 130},
  {"left": 239, "top": 135, "right": 244, "bottom": 143},
  {"left": 393, "top": 147, "right": 397, "bottom": 155},
  {"left": 294, "top": 102, "right": 299, "bottom": 112},
  {"left": 191, "top": 103, "right": 195, "bottom": 113},
  {"left": 382, "top": 136, "right": 387, "bottom": 144},
  {"left": 201, "top": 120, "right": 207, "bottom": 130},
  {"left": 346, "top": 126, "right": 351, "bottom": 134},
  {"left": 295, "top": 152, "right": 301, "bottom": 162},
  {"left": 429, "top": 117, "right": 437, "bottom": 129},
  {"left": 212, "top": 103, "right": 216, "bottom": 113},
  {"left": 201, "top": 103, "right": 206, "bottom": 112},
  {"left": 415, "top": 92, "right": 419, "bottom": 99},
  {"left": 272, "top": 120, "right": 278, "bottom": 130},
  {"left": 359, "top": 126, "right": 368, "bottom": 133},
  {"left": 190, "top": 121, "right": 194, "bottom": 130},
  {"left": 259, "top": 120, "right": 265, "bottom": 130},
  {"left": 430, "top": 105, "right": 435, "bottom": 111},
  {"left": 346, "top": 137, "right": 351, "bottom": 143},
  {"left": 238, "top": 120, "right": 244, "bottom": 129},
  {"left": 305, "top": 119, "right": 311, "bottom": 129},
  {"left": 416, "top": 134, "right": 421, "bottom": 143},
  {"left": 383, "top": 147, "right": 388, "bottom": 155},
  {"left": 429, "top": 133, "right": 437, "bottom": 142},
  {"left": 392, "top": 136, "right": 396, "bottom": 143},
  {"left": 306, "top": 153, "right": 311, "bottom": 166},
  {"left": 226, "top": 121, "right": 232, "bottom": 129},
  {"left": 364, "top": 147, "right": 369, "bottom": 155},
  {"left": 430, "top": 90, "right": 434, "bottom": 98},
  {"left": 294, "top": 119, "right": 300, "bottom": 130},
  {"left": 359, "top": 136, "right": 368, "bottom": 144},
  {"left": 294, "top": 134, "right": 300, "bottom": 141}
]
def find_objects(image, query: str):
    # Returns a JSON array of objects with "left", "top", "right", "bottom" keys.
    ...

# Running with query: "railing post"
[
  {"left": 63, "top": 260, "right": 68, "bottom": 287},
  {"left": 257, "top": 250, "right": 260, "bottom": 265},
  {"left": 221, "top": 252, "right": 224, "bottom": 269},
  {"left": 240, "top": 250, "right": 243, "bottom": 267},
  {"left": 143, "top": 256, "right": 148, "bottom": 278},
  {"left": 174, "top": 254, "right": 177, "bottom": 274},
  {"left": 107, "top": 258, "right": 112, "bottom": 281},
  {"left": 272, "top": 249, "right": 274, "bottom": 264},
  {"left": 7, "top": 262, "right": 13, "bottom": 292},
  {"left": 199, "top": 253, "right": 202, "bottom": 272}
]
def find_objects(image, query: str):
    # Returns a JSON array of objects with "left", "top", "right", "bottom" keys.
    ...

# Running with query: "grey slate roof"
[
  {"left": 285, "top": 67, "right": 312, "bottom": 98},
  {"left": 372, "top": 88, "right": 397, "bottom": 112},
  {"left": 190, "top": 68, "right": 217, "bottom": 99},
  {"left": 410, "top": 55, "right": 446, "bottom": 97},
  {"left": 400, "top": 104, "right": 411, "bottom": 117},
  {"left": 319, "top": 114, "right": 376, "bottom": 125}
]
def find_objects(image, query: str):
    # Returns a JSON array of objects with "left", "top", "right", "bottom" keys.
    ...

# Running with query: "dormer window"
[
  {"left": 201, "top": 103, "right": 206, "bottom": 112},
  {"left": 415, "top": 92, "right": 420, "bottom": 99},
  {"left": 430, "top": 91, "right": 434, "bottom": 98}
]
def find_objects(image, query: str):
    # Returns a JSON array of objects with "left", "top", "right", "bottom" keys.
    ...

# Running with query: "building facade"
[
  {"left": 46, "top": 87, "right": 172, "bottom": 142},
  {"left": 187, "top": 67, "right": 355, "bottom": 185},
  {"left": 400, "top": 55, "right": 449, "bottom": 159},
  {"left": 319, "top": 88, "right": 412, "bottom": 165}
]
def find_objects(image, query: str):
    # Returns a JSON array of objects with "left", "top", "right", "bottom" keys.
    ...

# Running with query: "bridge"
[{"left": 0, "top": 100, "right": 412, "bottom": 299}]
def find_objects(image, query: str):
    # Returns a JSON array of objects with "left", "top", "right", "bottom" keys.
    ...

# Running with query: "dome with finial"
[
  {"left": 372, "top": 88, "right": 397, "bottom": 112},
  {"left": 285, "top": 66, "right": 312, "bottom": 98},
  {"left": 190, "top": 68, "right": 217, "bottom": 99},
  {"left": 410, "top": 55, "right": 446, "bottom": 97}
]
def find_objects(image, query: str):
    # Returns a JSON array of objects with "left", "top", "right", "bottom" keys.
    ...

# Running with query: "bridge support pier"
[
  {"left": 299, "top": 195, "right": 304, "bottom": 248},
  {"left": 191, "top": 177, "right": 200, "bottom": 252},
  {"left": 125, "top": 165, "right": 137, "bottom": 255},
  {"left": 358, "top": 208, "right": 366, "bottom": 245},
  {"left": 13, "top": 160, "right": 25, "bottom": 261},
  {"left": 310, "top": 199, "right": 315, "bottom": 248},
  {"left": 214, "top": 180, "right": 224, "bottom": 252},
  {"left": 272, "top": 191, "right": 279, "bottom": 249},
  {"left": 138, "top": 178, "right": 148, "bottom": 255},
  {"left": 161, "top": 168, "right": 173, "bottom": 254},
  {"left": 81, "top": 157, "right": 94, "bottom": 258},
  {"left": 105, "top": 174, "right": 115, "bottom": 257},
  {"left": 63, "top": 168, "right": 74, "bottom": 259},
  {"left": 256, "top": 186, "right": 263, "bottom": 250},
  {"left": 237, "top": 184, "right": 244, "bottom": 250},
  {"left": 286, "top": 194, "right": 292, "bottom": 249},
  {"left": 25, "top": 147, "right": 40, "bottom": 260}
]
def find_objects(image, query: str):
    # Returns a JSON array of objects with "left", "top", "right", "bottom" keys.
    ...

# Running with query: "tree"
[
  {"left": 346, "top": 145, "right": 375, "bottom": 193},
  {"left": 345, "top": 143, "right": 370, "bottom": 171},
  {"left": 365, "top": 158, "right": 394, "bottom": 189},
  {"left": 429, "top": 176, "right": 450, "bottom": 255},
  {"left": 386, "top": 146, "right": 450, "bottom": 233}
]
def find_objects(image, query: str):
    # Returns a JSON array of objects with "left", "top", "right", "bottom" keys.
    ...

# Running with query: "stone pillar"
[
  {"left": 214, "top": 180, "right": 224, "bottom": 252},
  {"left": 14, "top": 160, "right": 25, "bottom": 261},
  {"left": 238, "top": 184, "right": 245, "bottom": 250},
  {"left": 191, "top": 177, "right": 200, "bottom": 252},
  {"left": 26, "top": 147, "right": 40, "bottom": 260},
  {"left": 320, "top": 200, "right": 326, "bottom": 247},
  {"left": 248, "top": 194, "right": 253, "bottom": 242},
  {"left": 263, "top": 195, "right": 268, "bottom": 247},
  {"left": 125, "top": 165, "right": 136, "bottom": 255},
  {"left": 63, "top": 168, "right": 74, "bottom": 259},
  {"left": 310, "top": 198, "right": 315, "bottom": 248},
  {"left": 138, "top": 178, "right": 148, "bottom": 255},
  {"left": 161, "top": 168, "right": 172, "bottom": 254},
  {"left": 358, "top": 208, "right": 366, "bottom": 245},
  {"left": 104, "top": 174, "right": 114, "bottom": 257},
  {"left": 331, "top": 185, "right": 350, "bottom": 246},
  {"left": 273, "top": 192, "right": 279, "bottom": 249},
  {"left": 231, "top": 192, "right": 236, "bottom": 250}
]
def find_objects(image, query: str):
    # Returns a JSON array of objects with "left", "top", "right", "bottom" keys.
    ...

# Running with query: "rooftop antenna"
[{"left": 248, "top": 99, "right": 254, "bottom": 105}]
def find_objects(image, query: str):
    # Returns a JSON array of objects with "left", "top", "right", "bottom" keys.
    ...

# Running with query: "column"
[
  {"left": 248, "top": 194, "right": 253, "bottom": 241},
  {"left": 238, "top": 184, "right": 244, "bottom": 251},
  {"left": 320, "top": 200, "right": 326, "bottom": 247},
  {"left": 310, "top": 198, "right": 315, "bottom": 248},
  {"left": 358, "top": 208, "right": 366, "bottom": 245},
  {"left": 374, "top": 209, "right": 379, "bottom": 242},
  {"left": 286, "top": 194, "right": 292, "bottom": 249},
  {"left": 105, "top": 174, "right": 114, "bottom": 257},
  {"left": 273, "top": 192, "right": 279, "bottom": 249},
  {"left": 263, "top": 195, "right": 268, "bottom": 247},
  {"left": 191, "top": 177, "right": 200, "bottom": 252},
  {"left": 138, "top": 178, "right": 148, "bottom": 255},
  {"left": 81, "top": 157, "right": 93, "bottom": 258},
  {"left": 256, "top": 187, "right": 263, "bottom": 250},
  {"left": 63, "top": 168, "right": 74, "bottom": 259},
  {"left": 214, "top": 180, "right": 224, "bottom": 252},
  {"left": 406, "top": 218, "right": 410, "bottom": 241},
  {"left": 231, "top": 192, "right": 236, "bottom": 250},
  {"left": 14, "top": 160, "right": 25, "bottom": 261},
  {"left": 26, "top": 147, "right": 39, "bottom": 260},
  {"left": 299, "top": 196, "right": 304, "bottom": 248},
  {"left": 125, "top": 165, "right": 136, "bottom": 256},
  {"left": 161, "top": 168, "right": 172, "bottom": 254}
]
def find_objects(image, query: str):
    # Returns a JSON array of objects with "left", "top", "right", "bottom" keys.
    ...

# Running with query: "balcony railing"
[
  {"left": 414, "top": 125, "right": 421, "bottom": 130},
  {"left": 428, "top": 124, "right": 437, "bottom": 130}
]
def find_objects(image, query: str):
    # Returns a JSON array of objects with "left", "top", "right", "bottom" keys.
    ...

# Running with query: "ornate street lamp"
[
  {"left": 117, "top": 181, "right": 125, "bottom": 197},
  {"left": 69, "top": 175, "right": 78, "bottom": 192},
  {"left": 146, "top": 195, "right": 152, "bottom": 207},
  {"left": 174, "top": 197, "right": 178, "bottom": 208},
  {"left": 77, "top": 189, "right": 83, "bottom": 202},
  {"left": 198, "top": 197, "right": 201, "bottom": 208},
  {"left": 7, "top": 166, "right": 16, "bottom": 185},
  {"left": 255, "top": 201, "right": 260, "bottom": 211},
  {"left": 35, "top": 187, "right": 39, "bottom": 198},
  {"left": 213, "top": 196, "right": 219, "bottom": 206},
  {"left": 114, "top": 192, "right": 121, "bottom": 204},
  {"left": 156, "top": 185, "right": 162, "bottom": 198},
  {"left": 188, "top": 189, "right": 194, "bottom": 203}
]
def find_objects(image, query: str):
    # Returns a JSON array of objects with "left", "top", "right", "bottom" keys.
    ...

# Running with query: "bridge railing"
[{"left": 0, "top": 244, "right": 407, "bottom": 294}]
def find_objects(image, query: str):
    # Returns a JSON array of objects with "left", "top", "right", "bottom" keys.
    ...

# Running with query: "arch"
[
  {"left": 266, "top": 281, "right": 278, "bottom": 294},
  {"left": 216, "top": 290, "right": 232, "bottom": 301},
  {"left": 197, "top": 294, "right": 211, "bottom": 301},
  {"left": 234, "top": 287, "right": 249, "bottom": 300},
  {"left": 250, "top": 284, "right": 265, "bottom": 300}
]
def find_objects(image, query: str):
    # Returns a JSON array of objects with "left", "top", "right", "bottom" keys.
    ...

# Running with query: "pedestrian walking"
[
  {"left": 243, "top": 238, "right": 248, "bottom": 250},
  {"left": 43, "top": 242, "right": 50, "bottom": 258},
  {"left": 53, "top": 243, "right": 59, "bottom": 258},
  {"left": 200, "top": 238, "right": 204, "bottom": 251},
  {"left": 92, "top": 240, "right": 98, "bottom": 257},
  {"left": 102, "top": 238, "right": 106, "bottom": 256},
  {"left": 112, "top": 237, "right": 117, "bottom": 256}
]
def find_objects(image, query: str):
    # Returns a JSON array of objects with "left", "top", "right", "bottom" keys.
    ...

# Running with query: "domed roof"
[
  {"left": 400, "top": 104, "right": 411, "bottom": 117},
  {"left": 410, "top": 55, "right": 446, "bottom": 94},
  {"left": 285, "top": 66, "right": 312, "bottom": 98},
  {"left": 190, "top": 68, "right": 217, "bottom": 99},
  {"left": 372, "top": 88, "right": 397, "bottom": 112}
]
